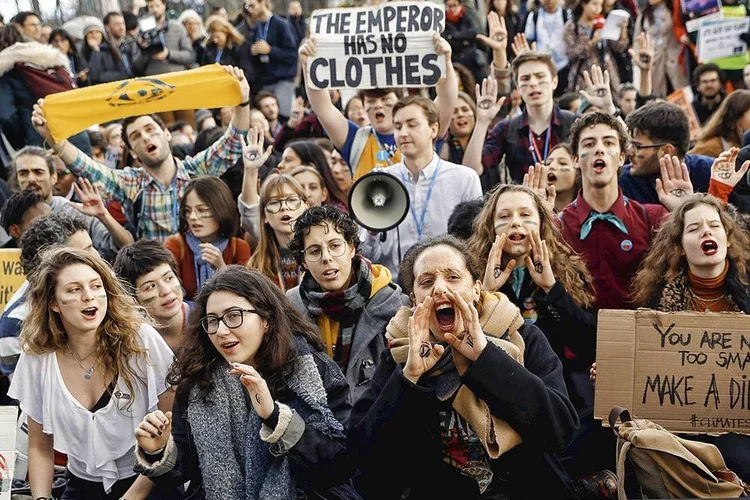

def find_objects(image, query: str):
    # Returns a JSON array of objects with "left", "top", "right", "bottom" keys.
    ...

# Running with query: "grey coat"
[
  {"left": 287, "top": 279, "right": 409, "bottom": 404},
  {"left": 132, "top": 20, "right": 195, "bottom": 76}
]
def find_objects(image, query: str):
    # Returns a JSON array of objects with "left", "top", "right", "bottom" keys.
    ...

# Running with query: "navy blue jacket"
[
  {"left": 619, "top": 153, "right": 713, "bottom": 204},
  {"left": 245, "top": 14, "right": 298, "bottom": 86}
]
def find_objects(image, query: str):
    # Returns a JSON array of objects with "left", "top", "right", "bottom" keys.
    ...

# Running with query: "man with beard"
[
  {"left": 30, "top": 66, "right": 251, "bottom": 242},
  {"left": 299, "top": 34, "right": 458, "bottom": 179},
  {"left": 692, "top": 63, "right": 726, "bottom": 125},
  {"left": 11, "top": 147, "right": 132, "bottom": 260},
  {"left": 620, "top": 102, "right": 713, "bottom": 205}
]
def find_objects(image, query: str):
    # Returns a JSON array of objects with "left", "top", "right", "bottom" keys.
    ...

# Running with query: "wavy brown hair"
[
  {"left": 631, "top": 194, "right": 750, "bottom": 307},
  {"left": 169, "top": 266, "right": 323, "bottom": 400},
  {"left": 21, "top": 247, "right": 147, "bottom": 409},
  {"left": 467, "top": 184, "right": 595, "bottom": 308},
  {"left": 247, "top": 174, "right": 307, "bottom": 288},
  {"left": 694, "top": 90, "right": 750, "bottom": 150}
]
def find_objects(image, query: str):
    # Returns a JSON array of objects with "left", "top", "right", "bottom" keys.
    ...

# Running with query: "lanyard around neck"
[
  {"left": 528, "top": 126, "right": 552, "bottom": 165},
  {"left": 400, "top": 159, "right": 441, "bottom": 240}
]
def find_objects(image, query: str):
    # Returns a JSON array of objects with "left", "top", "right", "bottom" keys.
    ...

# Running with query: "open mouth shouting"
[
  {"left": 507, "top": 231, "right": 527, "bottom": 245},
  {"left": 145, "top": 143, "right": 158, "bottom": 154},
  {"left": 528, "top": 90, "right": 542, "bottom": 100},
  {"left": 701, "top": 239, "right": 719, "bottom": 256},
  {"left": 592, "top": 158, "right": 607, "bottom": 173},
  {"left": 434, "top": 301, "right": 456, "bottom": 333},
  {"left": 280, "top": 214, "right": 294, "bottom": 225},
  {"left": 547, "top": 172, "right": 557, "bottom": 184},
  {"left": 321, "top": 267, "right": 339, "bottom": 280},
  {"left": 81, "top": 306, "right": 99, "bottom": 320},
  {"left": 373, "top": 111, "right": 385, "bottom": 122}
]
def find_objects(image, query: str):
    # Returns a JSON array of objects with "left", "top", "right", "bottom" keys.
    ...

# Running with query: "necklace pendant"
[{"left": 85, "top": 367, "right": 94, "bottom": 380}]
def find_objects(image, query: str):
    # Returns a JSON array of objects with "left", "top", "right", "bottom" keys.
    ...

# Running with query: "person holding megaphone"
[{"left": 354, "top": 96, "right": 482, "bottom": 279}]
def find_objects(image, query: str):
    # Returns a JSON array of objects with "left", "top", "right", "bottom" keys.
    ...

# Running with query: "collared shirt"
[
  {"left": 360, "top": 154, "right": 482, "bottom": 278},
  {"left": 560, "top": 189, "right": 668, "bottom": 310},
  {"left": 481, "top": 105, "right": 575, "bottom": 188},
  {"left": 68, "top": 124, "right": 245, "bottom": 242}
]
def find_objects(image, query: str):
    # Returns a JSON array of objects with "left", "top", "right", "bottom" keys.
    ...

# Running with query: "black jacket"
[
  {"left": 141, "top": 344, "right": 359, "bottom": 499},
  {"left": 348, "top": 325, "right": 579, "bottom": 500},
  {"left": 200, "top": 43, "right": 244, "bottom": 67},
  {"left": 84, "top": 40, "right": 131, "bottom": 84}
]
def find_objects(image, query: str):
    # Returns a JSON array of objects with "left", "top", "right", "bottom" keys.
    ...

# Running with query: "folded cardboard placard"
[{"left": 594, "top": 309, "right": 750, "bottom": 434}]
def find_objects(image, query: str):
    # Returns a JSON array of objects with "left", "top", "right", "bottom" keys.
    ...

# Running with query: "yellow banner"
[
  {"left": 0, "top": 249, "right": 24, "bottom": 313},
  {"left": 43, "top": 64, "right": 243, "bottom": 142}
]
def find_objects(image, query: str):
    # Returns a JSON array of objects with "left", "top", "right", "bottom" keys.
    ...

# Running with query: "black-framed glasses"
[
  {"left": 302, "top": 239, "right": 348, "bottom": 262},
  {"left": 628, "top": 141, "right": 668, "bottom": 152},
  {"left": 201, "top": 308, "right": 257, "bottom": 334},
  {"left": 265, "top": 196, "right": 303, "bottom": 214}
]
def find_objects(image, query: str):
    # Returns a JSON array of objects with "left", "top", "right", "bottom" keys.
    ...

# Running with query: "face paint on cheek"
[
  {"left": 494, "top": 222, "right": 508, "bottom": 229},
  {"left": 140, "top": 296, "right": 158, "bottom": 305},
  {"left": 523, "top": 220, "right": 539, "bottom": 226},
  {"left": 59, "top": 298, "right": 78, "bottom": 305}
]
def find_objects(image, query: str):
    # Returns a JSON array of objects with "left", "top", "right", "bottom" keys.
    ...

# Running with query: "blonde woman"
[
  {"left": 200, "top": 15, "right": 245, "bottom": 67},
  {"left": 8, "top": 247, "right": 174, "bottom": 499}
]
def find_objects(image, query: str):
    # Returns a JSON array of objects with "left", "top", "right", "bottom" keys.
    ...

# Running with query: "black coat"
[
  {"left": 200, "top": 43, "right": 244, "bottom": 67},
  {"left": 142, "top": 344, "right": 359, "bottom": 499},
  {"left": 84, "top": 40, "right": 131, "bottom": 84},
  {"left": 348, "top": 325, "right": 580, "bottom": 500}
]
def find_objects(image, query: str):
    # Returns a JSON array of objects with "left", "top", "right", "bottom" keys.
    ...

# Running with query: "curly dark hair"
[
  {"left": 399, "top": 234, "right": 483, "bottom": 296},
  {"left": 288, "top": 205, "right": 360, "bottom": 266},
  {"left": 1, "top": 190, "right": 46, "bottom": 233},
  {"left": 569, "top": 112, "right": 630, "bottom": 156},
  {"left": 20, "top": 212, "right": 88, "bottom": 276},
  {"left": 168, "top": 266, "right": 324, "bottom": 400}
]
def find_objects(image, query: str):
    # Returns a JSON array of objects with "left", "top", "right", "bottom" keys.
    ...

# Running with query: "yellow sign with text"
[{"left": 0, "top": 249, "right": 24, "bottom": 313}]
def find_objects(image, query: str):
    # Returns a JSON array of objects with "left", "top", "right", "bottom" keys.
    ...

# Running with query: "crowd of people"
[{"left": 0, "top": 0, "right": 749, "bottom": 498}]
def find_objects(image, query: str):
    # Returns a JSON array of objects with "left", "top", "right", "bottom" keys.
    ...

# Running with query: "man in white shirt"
[{"left": 360, "top": 96, "right": 482, "bottom": 278}]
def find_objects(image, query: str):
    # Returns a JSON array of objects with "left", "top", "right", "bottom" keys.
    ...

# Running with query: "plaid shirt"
[
  {"left": 69, "top": 124, "right": 245, "bottom": 242},
  {"left": 481, "top": 106, "right": 575, "bottom": 186}
]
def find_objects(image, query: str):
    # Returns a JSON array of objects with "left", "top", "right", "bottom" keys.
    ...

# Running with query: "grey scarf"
[{"left": 187, "top": 337, "right": 344, "bottom": 500}]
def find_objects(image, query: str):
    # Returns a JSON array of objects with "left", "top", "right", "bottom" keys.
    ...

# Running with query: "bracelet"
[{"left": 239, "top": 100, "right": 250, "bottom": 107}]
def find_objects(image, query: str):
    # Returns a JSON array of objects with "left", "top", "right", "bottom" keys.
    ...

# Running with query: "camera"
[{"left": 138, "top": 16, "right": 168, "bottom": 55}]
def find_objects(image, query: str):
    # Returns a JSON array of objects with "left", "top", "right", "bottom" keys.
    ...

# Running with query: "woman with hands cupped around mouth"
[
  {"left": 347, "top": 235, "right": 579, "bottom": 500},
  {"left": 134, "top": 266, "right": 360, "bottom": 500}
]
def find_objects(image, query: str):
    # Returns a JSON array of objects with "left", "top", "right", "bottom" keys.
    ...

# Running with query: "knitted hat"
[
  {"left": 83, "top": 21, "right": 105, "bottom": 38},
  {"left": 195, "top": 109, "right": 214, "bottom": 128}
]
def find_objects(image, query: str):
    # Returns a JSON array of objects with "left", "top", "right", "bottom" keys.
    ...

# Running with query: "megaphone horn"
[{"left": 348, "top": 170, "right": 411, "bottom": 233}]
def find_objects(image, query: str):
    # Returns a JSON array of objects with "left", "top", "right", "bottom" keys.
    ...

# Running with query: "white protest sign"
[
  {"left": 698, "top": 17, "right": 750, "bottom": 62},
  {"left": 307, "top": 2, "right": 447, "bottom": 90},
  {"left": 602, "top": 10, "right": 630, "bottom": 41}
]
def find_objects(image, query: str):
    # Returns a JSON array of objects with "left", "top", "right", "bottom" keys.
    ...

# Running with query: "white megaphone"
[{"left": 348, "top": 170, "right": 410, "bottom": 232}]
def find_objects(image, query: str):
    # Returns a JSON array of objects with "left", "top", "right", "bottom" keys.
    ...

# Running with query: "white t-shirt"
[{"left": 8, "top": 324, "right": 174, "bottom": 491}]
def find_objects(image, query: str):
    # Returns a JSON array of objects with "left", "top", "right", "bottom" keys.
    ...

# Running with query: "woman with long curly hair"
[
  {"left": 134, "top": 266, "right": 357, "bottom": 498},
  {"left": 630, "top": 193, "right": 750, "bottom": 481},
  {"left": 8, "top": 247, "right": 174, "bottom": 499},
  {"left": 690, "top": 90, "right": 750, "bottom": 158}
]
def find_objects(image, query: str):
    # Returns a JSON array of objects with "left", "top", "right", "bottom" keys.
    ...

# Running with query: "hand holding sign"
[
  {"left": 432, "top": 30, "right": 452, "bottom": 59},
  {"left": 710, "top": 147, "right": 750, "bottom": 189},
  {"left": 298, "top": 36, "right": 317, "bottom": 67}
]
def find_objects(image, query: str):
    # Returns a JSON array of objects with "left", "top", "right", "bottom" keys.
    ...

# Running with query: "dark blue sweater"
[
  {"left": 246, "top": 14, "right": 298, "bottom": 85},
  {"left": 619, "top": 153, "right": 713, "bottom": 205}
]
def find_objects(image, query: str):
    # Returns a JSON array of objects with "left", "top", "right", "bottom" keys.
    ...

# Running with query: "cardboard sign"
[
  {"left": 698, "top": 17, "right": 750, "bottom": 62},
  {"left": 667, "top": 87, "right": 702, "bottom": 141},
  {"left": 681, "top": 0, "right": 723, "bottom": 32},
  {"left": 0, "top": 406, "right": 18, "bottom": 500},
  {"left": 0, "top": 250, "right": 24, "bottom": 313},
  {"left": 594, "top": 309, "right": 750, "bottom": 434},
  {"left": 307, "top": 2, "right": 447, "bottom": 90}
]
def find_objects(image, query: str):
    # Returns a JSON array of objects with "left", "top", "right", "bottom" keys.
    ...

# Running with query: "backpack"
[
  {"left": 525, "top": 8, "right": 570, "bottom": 43},
  {"left": 608, "top": 406, "right": 750, "bottom": 499},
  {"left": 14, "top": 63, "right": 76, "bottom": 100}
]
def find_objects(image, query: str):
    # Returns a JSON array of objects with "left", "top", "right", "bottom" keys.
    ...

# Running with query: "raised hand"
[
  {"left": 483, "top": 234, "right": 516, "bottom": 292},
  {"left": 579, "top": 65, "right": 615, "bottom": 114},
  {"left": 70, "top": 178, "right": 107, "bottom": 219},
  {"left": 229, "top": 362, "right": 275, "bottom": 419},
  {"left": 135, "top": 410, "right": 173, "bottom": 453},
  {"left": 589, "top": 362, "right": 597, "bottom": 383},
  {"left": 242, "top": 127, "right": 273, "bottom": 170},
  {"left": 711, "top": 147, "right": 749, "bottom": 188},
  {"left": 199, "top": 243, "right": 227, "bottom": 270},
  {"left": 403, "top": 297, "right": 445, "bottom": 384},
  {"left": 287, "top": 96, "right": 307, "bottom": 129},
  {"left": 222, "top": 65, "right": 250, "bottom": 102},
  {"left": 31, "top": 99, "right": 56, "bottom": 146},
  {"left": 474, "top": 76, "right": 506, "bottom": 125},
  {"left": 444, "top": 290, "right": 488, "bottom": 362},
  {"left": 628, "top": 32, "right": 654, "bottom": 71},
  {"left": 656, "top": 154, "right": 694, "bottom": 211},
  {"left": 523, "top": 163, "right": 556, "bottom": 213},
  {"left": 511, "top": 33, "right": 534, "bottom": 57},
  {"left": 432, "top": 30, "right": 452, "bottom": 59},
  {"left": 477, "top": 12, "right": 508, "bottom": 54},
  {"left": 298, "top": 36, "right": 317, "bottom": 66},
  {"left": 525, "top": 229, "right": 555, "bottom": 293}
]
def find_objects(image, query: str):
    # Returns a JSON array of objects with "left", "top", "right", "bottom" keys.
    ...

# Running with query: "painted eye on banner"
[{"left": 106, "top": 78, "right": 176, "bottom": 107}]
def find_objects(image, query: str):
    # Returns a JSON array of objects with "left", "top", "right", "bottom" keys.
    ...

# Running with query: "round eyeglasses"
[
  {"left": 201, "top": 308, "right": 257, "bottom": 334},
  {"left": 265, "top": 196, "right": 303, "bottom": 214},
  {"left": 302, "top": 239, "right": 348, "bottom": 262}
]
